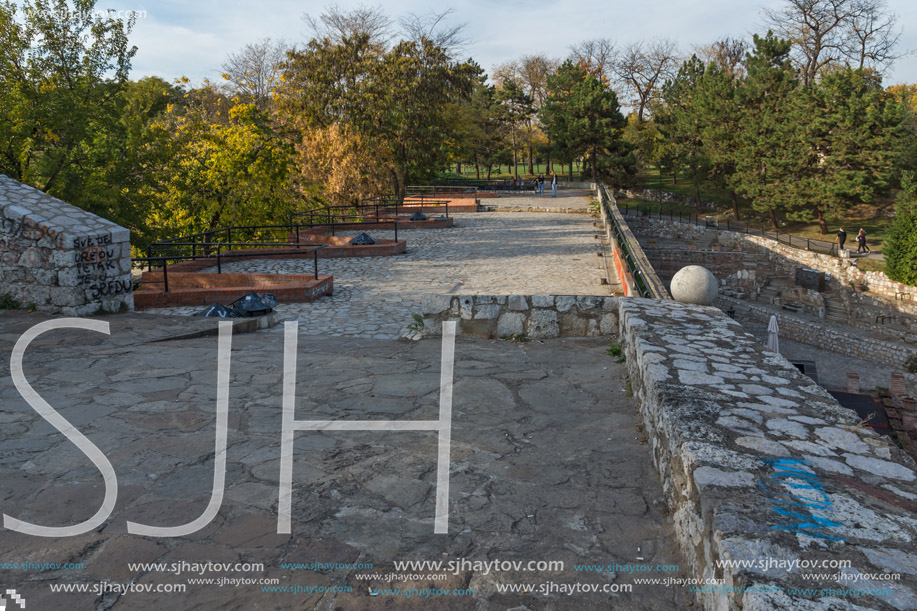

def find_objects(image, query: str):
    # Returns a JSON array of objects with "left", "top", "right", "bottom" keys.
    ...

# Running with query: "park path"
[{"left": 142, "top": 210, "right": 619, "bottom": 338}]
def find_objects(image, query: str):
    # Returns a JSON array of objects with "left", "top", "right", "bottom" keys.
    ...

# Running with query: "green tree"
[
  {"left": 0, "top": 0, "right": 136, "bottom": 196},
  {"left": 786, "top": 68, "right": 903, "bottom": 233},
  {"left": 496, "top": 78, "right": 534, "bottom": 179},
  {"left": 884, "top": 173, "right": 917, "bottom": 285},
  {"left": 541, "top": 60, "right": 632, "bottom": 185},
  {"left": 449, "top": 68, "right": 504, "bottom": 179},
  {"left": 281, "top": 30, "right": 474, "bottom": 199},
  {"left": 694, "top": 62, "right": 745, "bottom": 219},
  {"left": 147, "top": 89, "right": 300, "bottom": 239},
  {"left": 733, "top": 33, "right": 798, "bottom": 229},
  {"left": 658, "top": 56, "right": 710, "bottom": 210}
]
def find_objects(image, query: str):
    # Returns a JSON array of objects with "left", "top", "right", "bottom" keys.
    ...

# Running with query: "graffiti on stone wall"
[{"left": 759, "top": 458, "right": 843, "bottom": 541}]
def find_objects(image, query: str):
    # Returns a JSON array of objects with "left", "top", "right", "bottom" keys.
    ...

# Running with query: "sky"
[{"left": 99, "top": 0, "right": 917, "bottom": 86}]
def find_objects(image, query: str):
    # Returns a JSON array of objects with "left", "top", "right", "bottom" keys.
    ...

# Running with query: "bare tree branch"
[
  {"left": 303, "top": 4, "right": 392, "bottom": 49},
  {"left": 400, "top": 8, "right": 470, "bottom": 55},
  {"left": 614, "top": 39, "right": 679, "bottom": 122},
  {"left": 221, "top": 37, "right": 289, "bottom": 107},
  {"left": 762, "top": 0, "right": 902, "bottom": 85},
  {"left": 570, "top": 38, "right": 616, "bottom": 84},
  {"left": 693, "top": 36, "right": 748, "bottom": 78}
]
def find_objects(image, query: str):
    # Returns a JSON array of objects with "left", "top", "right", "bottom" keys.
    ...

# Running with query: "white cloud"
[{"left": 108, "top": 0, "right": 916, "bottom": 85}]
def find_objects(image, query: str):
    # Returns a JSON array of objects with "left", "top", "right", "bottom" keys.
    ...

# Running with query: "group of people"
[
  {"left": 510, "top": 173, "right": 558, "bottom": 197},
  {"left": 835, "top": 227, "right": 871, "bottom": 254}
]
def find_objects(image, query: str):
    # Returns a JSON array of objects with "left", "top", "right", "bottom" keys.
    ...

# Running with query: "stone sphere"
[{"left": 670, "top": 265, "right": 718, "bottom": 305}]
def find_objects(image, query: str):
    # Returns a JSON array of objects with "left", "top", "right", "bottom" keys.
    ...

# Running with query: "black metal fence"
[
  {"left": 617, "top": 204, "right": 840, "bottom": 256},
  {"left": 134, "top": 244, "right": 325, "bottom": 293},
  {"left": 598, "top": 186, "right": 668, "bottom": 299},
  {"left": 414, "top": 179, "right": 537, "bottom": 192}
]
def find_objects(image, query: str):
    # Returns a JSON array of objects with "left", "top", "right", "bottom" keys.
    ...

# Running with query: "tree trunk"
[
  {"left": 769, "top": 209, "right": 778, "bottom": 230},
  {"left": 511, "top": 124, "right": 518, "bottom": 179},
  {"left": 456, "top": 162, "right": 462, "bottom": 175},
  {"left": 473, "top": 152, "right": 480, "bottom": 180},
  {"left": 527, "top": 143, "right": 534, "bottom": 175},
  {"left": 486, "top": 164, "right": 492, "bottom": 180},
  {"left": 591, "top": 145, "right": 598, "bottom": 183},
  {"left": 815, "top": 207, "right": 828, "bottom": 234},
  {"left": 731, "top": 192, "right": 740, "bottom": 220},
  {"left": 568, "top": 161, "right": 573, "bottom": 181},
  {"left": 694, "top": 182, "right": 702, "bottom": 212},
  {"left": 391, "top": 168, "right": 403, "bottom": 204}
]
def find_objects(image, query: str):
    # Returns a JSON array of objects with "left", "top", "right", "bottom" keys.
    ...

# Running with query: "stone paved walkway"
[
  {"left": 481, "top": 189, "right": 596, "bottom": 210},
  {"left": 142, "top": 212, "right": 616, "bottom": 339},
  {"left": 0, "top": 311, "right": 685, "bottom": 610}
]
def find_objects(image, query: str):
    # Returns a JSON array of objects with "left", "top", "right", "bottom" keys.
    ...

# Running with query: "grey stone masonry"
[
  {"left": 421, "top": 294, "right": 618, "bottom": 339},
  {"left": 0, "top": 174, "right": 132, "bottom": 315},
  {"left": 620, "top": 298, "right": 917, "bottom": 611}
]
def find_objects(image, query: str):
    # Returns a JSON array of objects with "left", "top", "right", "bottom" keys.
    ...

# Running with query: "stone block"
[
  {"left": 576, "top": 295, "right": 603, "bottom": 310},
  {"left": 461, "top": 319, "right": 495, "bottom": 338},
  {"left": 422, "top": 318, "right": 442, "bottom": 336},
  {"left": 474, "top": 304, "right": 501, "bottom": 320},
  {"left": 600, "top": 312, "right": 617, "bottom": 335},
  {"left": 459, "top": 296, "right": 474, "bottom": 319},
  {"left": 421, "top": 294, "right": 453, "bottom": 315},
  {"left": 496, "top": 312, "right": 525, "bottom": 337},
  {"left": 474, "top": 295, "right": 496, "bottom": 304},
  {"left": 560, "top": 313, "right": 588, "bottom": 336},
  {"left": 603, "top": 297, "right": 617, "bottom": 311},
  {"left": 525, "top": 310, "right": 559, "bottom": 339},
  {"left": 554, "top": 296, "right": 576, "bottom": 312},
  {"left": 49, "top": 286, "right": 83, "bottom": 307},
  {"left": 532, "top": 295, "right": 554, "bottom": 308},
  {"left": 507, "top": 295, "right": 528, "bottom": 311}
]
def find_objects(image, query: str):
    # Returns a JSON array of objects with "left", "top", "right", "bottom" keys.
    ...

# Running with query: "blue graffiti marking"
[{"left": 759, "top": 458, "right": 844, "bottom": 541}]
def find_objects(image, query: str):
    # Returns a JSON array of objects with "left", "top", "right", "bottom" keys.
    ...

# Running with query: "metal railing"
[
  {"left": 290, "top": 199, "right": 450, "bottom": 231},
  {"left": 618, "top": 204, "right": 840, "bottom": 256},
  {"left": 598, "top": 185, "right": 670, "bottom": 300},
  {"left": 406, "top": 185, "right": 479, "bottom": 196},
  {"left": 134, "top": 244, "right": 325, "bottom": 293}
]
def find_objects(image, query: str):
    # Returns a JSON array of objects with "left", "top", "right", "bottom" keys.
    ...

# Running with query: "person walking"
[
  {"left": 835, "top": 227, "right": 847, "bottom": 253},
  {"left": 551, "top": 172, "right": 557, "bottom": 197},
  {"left": 856, "top": 228, "right": 870, "bottom": 254},
  {"left": 537, "top": 174, "right": 545, "bottom": 195}
]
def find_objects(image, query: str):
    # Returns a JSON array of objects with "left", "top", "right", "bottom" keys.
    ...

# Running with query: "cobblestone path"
[{"left": 142, "top": 212, "right": 617, "bottom": 339}]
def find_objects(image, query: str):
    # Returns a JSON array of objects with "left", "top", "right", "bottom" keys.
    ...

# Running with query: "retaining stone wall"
[
  {"left": 630, "top": 216, "right": 917, "bottom": 344},
  {"left": 629, "top": 215, "right": 917, "bottom": 312},
  {"left": 620, "top": 298, "right": 917, "bottom": 610},
  {"left": 420, "top": 294, "right": 618, "bottom": 339},
  {"left": 0, "top": 174, "right": 132, "bottom": 315},
  {"left": 720, "top": 297, "right": 917, "bottom": 377}
]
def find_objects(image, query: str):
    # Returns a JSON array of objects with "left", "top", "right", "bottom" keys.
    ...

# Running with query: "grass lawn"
[
  {"left": 857, "top": 258, "right": 888, "bottom": 274},
  {"left": 441, "top": 162, "right": 589, "bottom": 181}
]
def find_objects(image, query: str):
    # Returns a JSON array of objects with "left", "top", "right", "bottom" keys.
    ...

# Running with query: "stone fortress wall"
[
  {"left": 620, "top": 298, "right": 917, "bottom": 611},
  {"left": 626, "top": 215, "right": 917, "bottom": 347},
  {"left": 0, "top": 175, "right": 132, "bottom": 315},
  {"left": 421, "top": 294, "right": 618, "bottom": 339}
]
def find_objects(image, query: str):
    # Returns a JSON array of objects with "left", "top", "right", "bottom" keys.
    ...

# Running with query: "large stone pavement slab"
[{"left": 0, "top": 312, "right": 684, "bottom": 610}]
